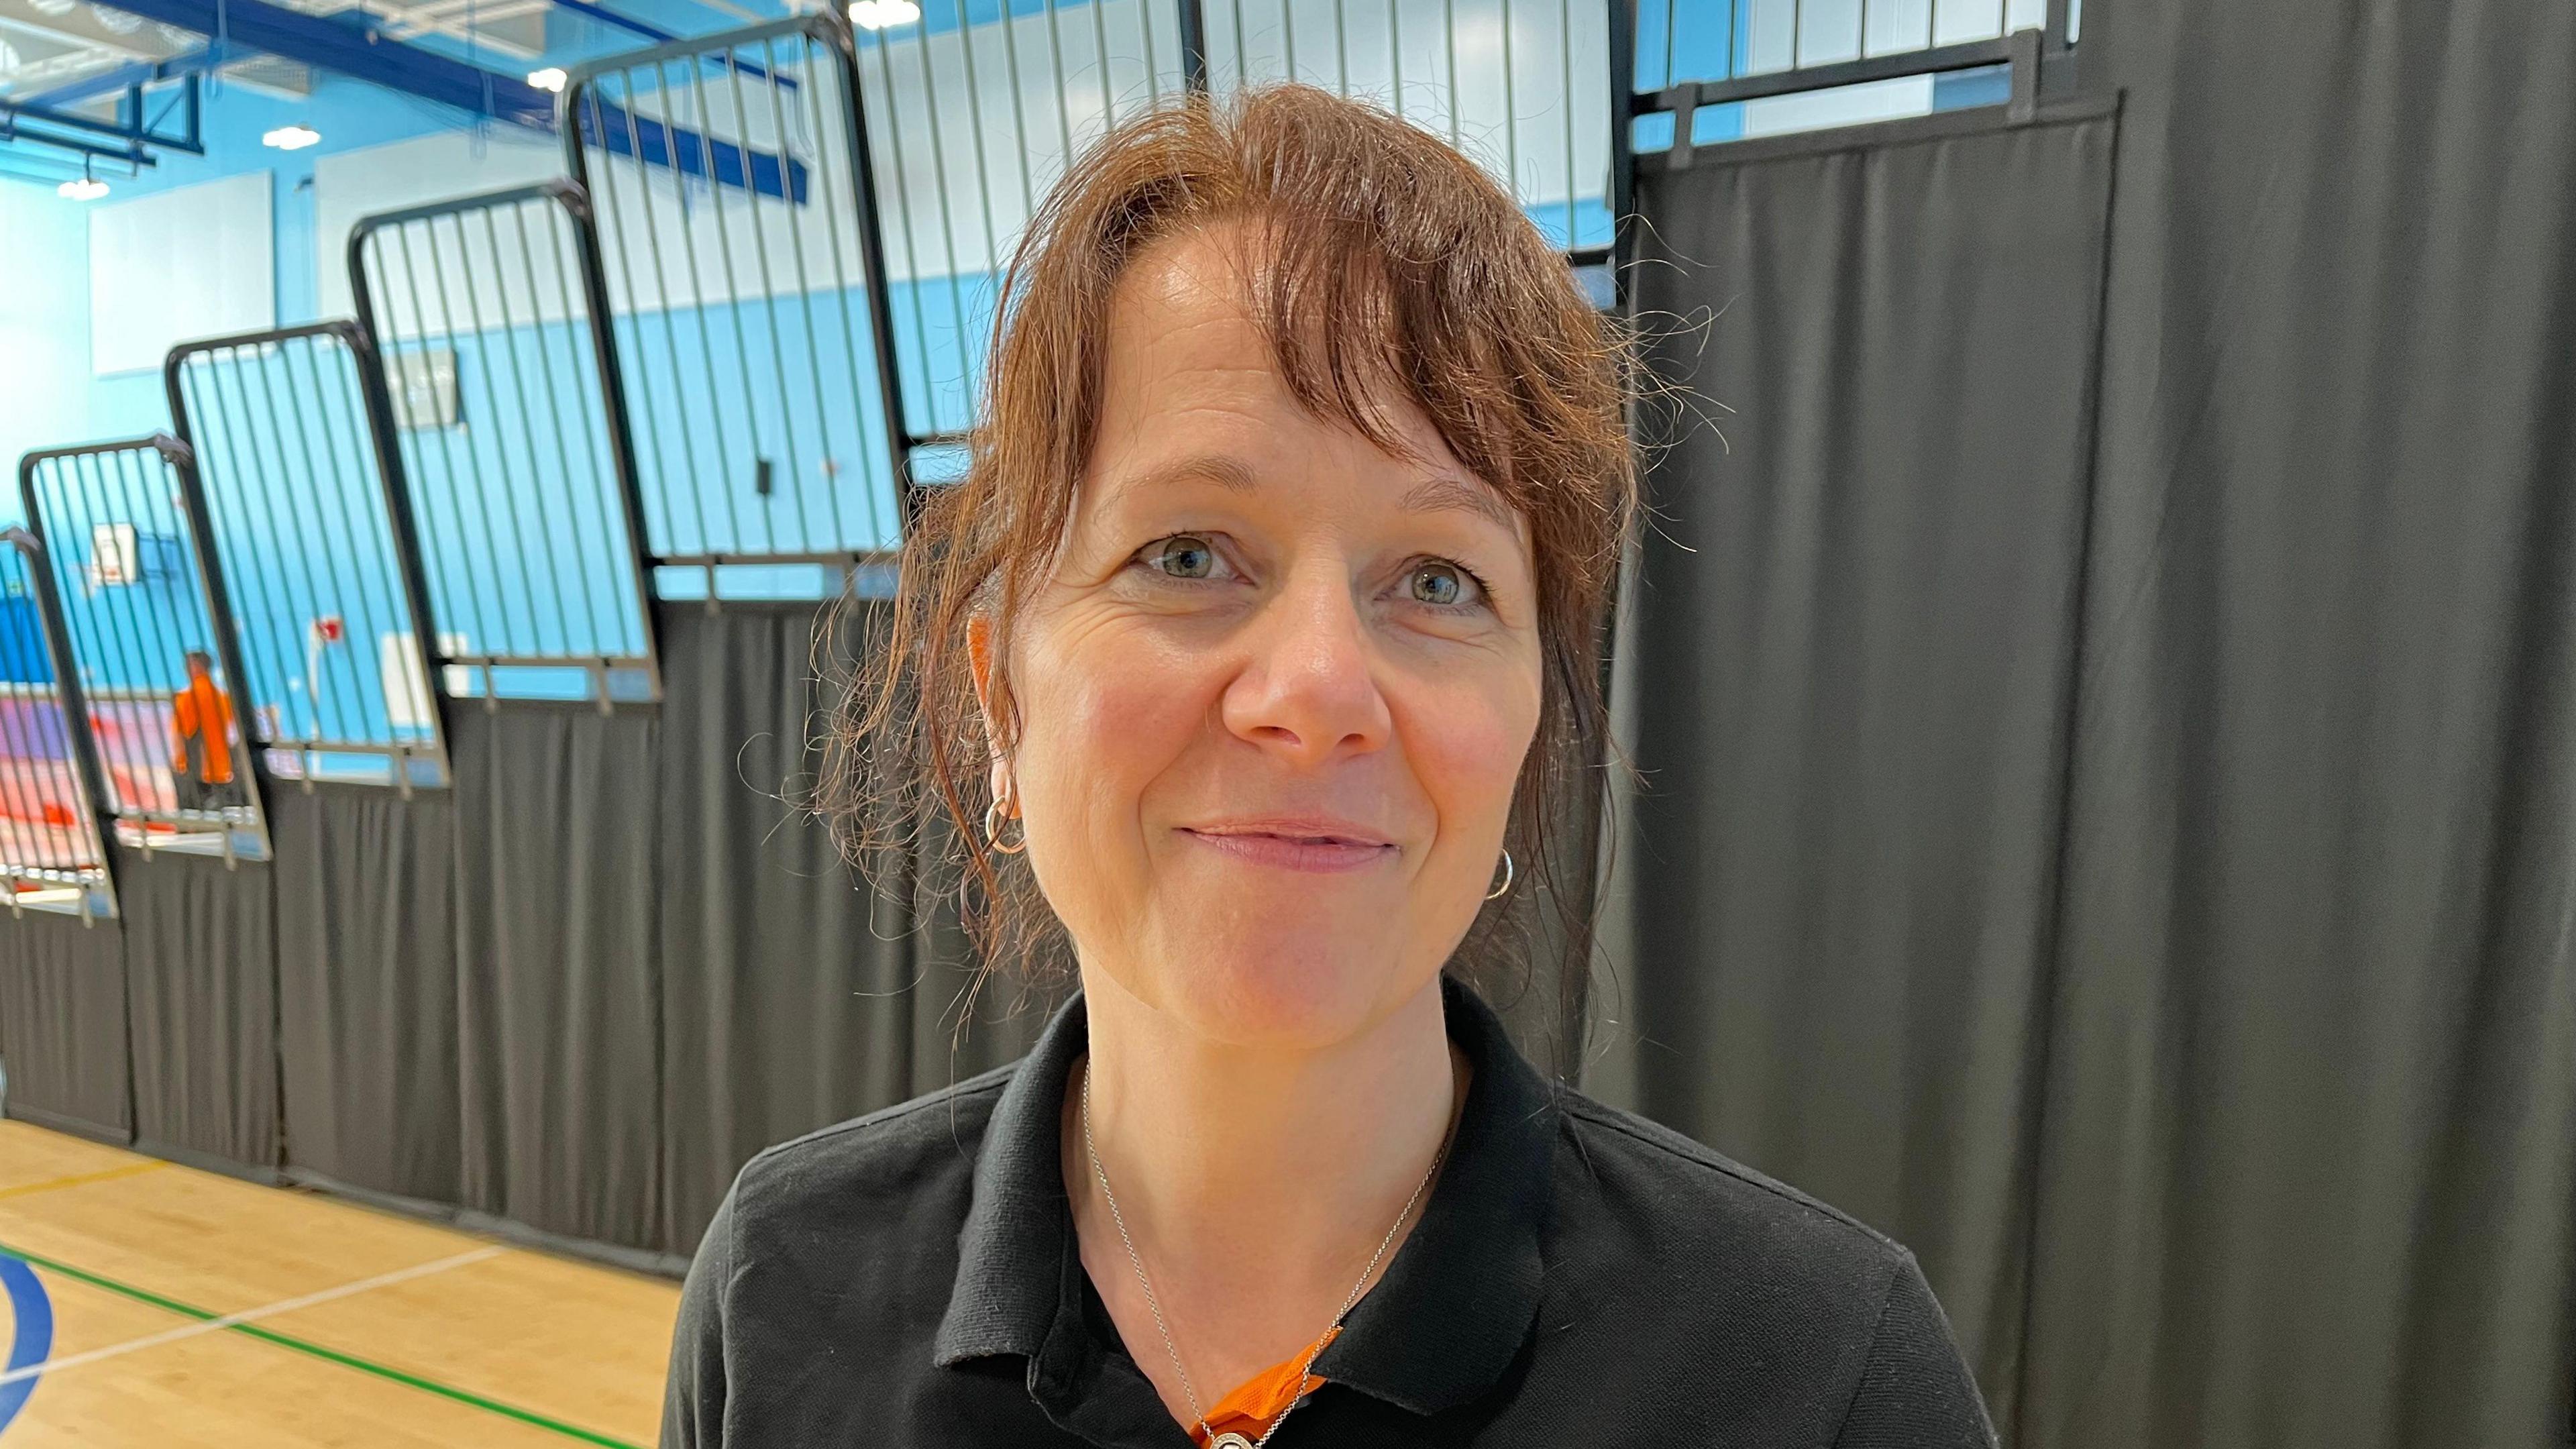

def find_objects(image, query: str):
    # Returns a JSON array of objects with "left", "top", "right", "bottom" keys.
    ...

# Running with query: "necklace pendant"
[{"left": 1209, "top": 1436, "right": 1256, "bottom": 1449}]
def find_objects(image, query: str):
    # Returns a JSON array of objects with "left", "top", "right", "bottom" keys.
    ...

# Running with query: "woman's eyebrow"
[
  {"left": 1398, "top": 476, "right": 1515, "bottom": 532},
  {"left": 1106, "top": 453, "right": 1260, "bottom": 510},
  {"left": 1112, "top": 453, "right": 1512, "bottom": 533}
]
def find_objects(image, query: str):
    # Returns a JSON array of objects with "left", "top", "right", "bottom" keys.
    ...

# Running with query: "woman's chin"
[{"left": 1141, "top": 931, "right": 1419, "bottom": 1050}]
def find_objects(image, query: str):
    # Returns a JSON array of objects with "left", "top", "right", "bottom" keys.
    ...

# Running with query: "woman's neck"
[{"left": 1061, "top": 967, "right": 1468, "bottom": 1389}]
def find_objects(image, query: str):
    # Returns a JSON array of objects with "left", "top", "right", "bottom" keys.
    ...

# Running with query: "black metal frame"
[
  {"left": 559, "top": 11, "right": 922, "bottom": 579},
  {"left": 0, "top": 527, "right": 121, "bottom": 921},
  {"left": 1627, "top": 0, "right": 2081, "bottom": 172},
  {"left": 1605, "top": 0, "right": 1638, "bottom": 310},
  {"left": 163, "top": 321, "right": 456, "bottom": 792},
  {"left": 347, "top": 179, "right": 665, "bottom": 710},
  {"left": 17, "top": 434, "right": 274, "bottom": 866},
  {"left": 1177, "top": 0, "right": 1210, "bottom": 93}
]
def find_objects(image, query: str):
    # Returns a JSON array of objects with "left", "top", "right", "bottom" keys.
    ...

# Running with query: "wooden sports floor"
[{"left": 0, "top": 1120, "right": 678, "bottom": 1446}]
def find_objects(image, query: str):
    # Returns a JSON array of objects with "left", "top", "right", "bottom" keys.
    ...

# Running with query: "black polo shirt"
[{"left": 662, "top": 973, "right": 1997, "bottom": 1448}]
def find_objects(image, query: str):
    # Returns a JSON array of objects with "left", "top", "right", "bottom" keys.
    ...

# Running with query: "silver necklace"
[{"left": 1079, "top": 1057, "right": 1453, "bottom": 1449}]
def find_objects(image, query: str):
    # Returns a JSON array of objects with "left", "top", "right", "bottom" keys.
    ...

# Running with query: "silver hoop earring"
[
  {"left": 1485, "top": 849, "right": 1515, "bottom": 901},
  {"left": 982, "top": 796, "right": 1027, "bottom": 856}
]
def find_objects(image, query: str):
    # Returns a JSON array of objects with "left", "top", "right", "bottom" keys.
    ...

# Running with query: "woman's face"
[{"left": 982, "top": 225, "right": 1543, "bottom": 1052}]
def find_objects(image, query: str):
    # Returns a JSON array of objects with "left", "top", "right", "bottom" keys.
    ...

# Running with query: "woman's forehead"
[
  {"left": 1096, "top": 231, "right": 1443, "bottom": 458},
  {"left": 1099, "top": 231, "right": 1273, "bottom": 383}
]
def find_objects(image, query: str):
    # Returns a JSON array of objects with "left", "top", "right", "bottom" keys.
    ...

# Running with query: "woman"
[{"left": 664, "top": 84, "right": 1995, "bottom": 1448}]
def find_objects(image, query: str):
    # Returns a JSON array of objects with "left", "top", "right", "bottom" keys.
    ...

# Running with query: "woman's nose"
[{"left": 1218, "top": 570, "right": 1393, "bottom": 766}]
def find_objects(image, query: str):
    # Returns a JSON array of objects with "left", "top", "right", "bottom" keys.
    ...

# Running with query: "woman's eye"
[
  {"left": 1143, "top": 535, "right": 1220, "bottom": 580},
  {"left": 1406, "top": 561, "right": 1483, "bottom": 610}
]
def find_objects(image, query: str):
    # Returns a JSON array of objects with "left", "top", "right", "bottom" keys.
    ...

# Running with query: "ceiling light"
[
  {"left": 526, "top": 66, "right": 568, "bottom": 93},
  {"left": 849, "top": 0, "right": 919, "bottom": 30},
  {"left": 58, "top": 176, "right": 109, "bottom": 201},
  {"left": 262, "top": 123, "right": 321, "bottom": 150},
  {"left": 89, "top": 3, "right": 141, "bottom": 33},
  {"left": 27, "top": 0, "right": 75, "bottom": 15}
]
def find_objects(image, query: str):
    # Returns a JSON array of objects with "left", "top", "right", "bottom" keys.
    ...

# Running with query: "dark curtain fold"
[
  {"left": 2019, "top": 3, "right": 2576, "bottom": 1445},
  {"left": 0, "top": 908, "right": 130, "bottom": 1142},
  {"left": 1604, "top": 106, "right": 2119, "bottom": 1421},
  {"left": 113, "top": 845, "right": 278, "bottom": 1173},
  {"left": 654, "top": 601, "right": 1045, "bottom": 1256},
  {"left": 449, "top": 704, "right": 662, "bottom": 1252},
  {"left": 269, "top": 784, "right": 460, "bottom": 1205}
]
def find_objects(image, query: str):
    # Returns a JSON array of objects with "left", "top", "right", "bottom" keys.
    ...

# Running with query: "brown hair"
[{"left": 822, "top": 83, "right": 1638, "bottom": 1063}]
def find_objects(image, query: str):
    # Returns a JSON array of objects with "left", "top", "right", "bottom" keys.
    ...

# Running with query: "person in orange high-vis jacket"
[{"left": 170, "top": 649, "right": 241, "bottom": 811}]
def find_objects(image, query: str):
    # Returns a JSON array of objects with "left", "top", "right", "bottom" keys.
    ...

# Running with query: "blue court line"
[{"left": 0, "top": 1254, "right": 54, "bottom": 1436}]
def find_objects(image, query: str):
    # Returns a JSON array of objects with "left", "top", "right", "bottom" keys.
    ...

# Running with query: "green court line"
[{"left": 0, "top": 1240, "right": 645, "bottom": 1449}]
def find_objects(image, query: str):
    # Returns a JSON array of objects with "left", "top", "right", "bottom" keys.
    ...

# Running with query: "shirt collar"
[{"left": 931, "top": 972, "right": 1560, "bottom": 1420}]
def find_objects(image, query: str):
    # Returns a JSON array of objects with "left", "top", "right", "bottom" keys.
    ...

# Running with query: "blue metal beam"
[
  {"left": 0, "top": 72, "right": 197, "bottom": 165},
  {"left": 586, "top": 105, "right": 809, "bottom": 203},
  {"left": 0, "top": 106, "right": 154, "bottom": 164},
  {"left": 89, "top": 0, "right": 557, "bottom": 127}
]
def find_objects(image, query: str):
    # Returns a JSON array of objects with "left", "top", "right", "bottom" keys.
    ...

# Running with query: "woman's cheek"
[
  {"left": 1089, "top": 631, "right": 1194, "bottom": 733},
  {"left": 1408, "top": 678, "right": 1540, "bottom": 825},
  {"left": 1030, "top": 623, "right": 1208, "bottom": 812}
]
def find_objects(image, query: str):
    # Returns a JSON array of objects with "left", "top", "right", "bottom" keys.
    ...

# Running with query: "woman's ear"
[{"left": 967, "top": 614, "right": 1014, "bottom": 814}]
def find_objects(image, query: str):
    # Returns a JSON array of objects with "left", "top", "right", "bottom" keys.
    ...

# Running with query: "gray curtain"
[
  {"left": 655, "top": 601, "right": 1046, "bottom": 1256},
  {"left": 449, "top": 704, "right": 662, "bottom": 1252},
  {"left": 2020, "top": 2, "right": 2576, "bottom": 1445},
  {"left": 1599, "top": 103, "right": 2118, "bottom": 1411},
  {"left": 115, "top": 845, "right": 278, "bottom": 1174},
  {"left": 0, "top": 909, "right": 130, "bottom": 1142},
  {"left": 270, "top": 784, "right": 461, "bottom": 1206},
  {"left": 1608, "top": 1, "right": 2576, "bottom": 1444}
]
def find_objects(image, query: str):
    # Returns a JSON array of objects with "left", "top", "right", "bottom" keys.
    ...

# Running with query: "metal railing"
[
  {"left": 1634, "top": 0, "right": 2073, "bottom": 90},
  {"left": 166, "top": 323, "right": 452, "bottom": 790},
  {"left": 1629, "top": 0, "right": 2079, "bottom": 166},
  {"left": 0, "top": 532, "right": 118, "bottom": 919},
  {"left": 347, "top": 180, "right": 662, "bottom": 708},
  {"left": 1197, "top": 0, "right": 1616, "bottom": 254},
  {"left": 16, "top": 435, "right": 271, "bottom": 863},
  {"left": 844, "top": 0, "right": 1195, "bottom": 453},
  {"left": 830, "top": 0, "right": 1617, "bottom": 451},
  {"left": 564, "top": 13, "right": 915, "bottom": 586}
]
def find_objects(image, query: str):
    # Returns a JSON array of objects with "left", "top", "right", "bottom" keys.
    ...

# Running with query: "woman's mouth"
[{"left": 1179, "top": 827, "right": 1396, "bottom": 873}]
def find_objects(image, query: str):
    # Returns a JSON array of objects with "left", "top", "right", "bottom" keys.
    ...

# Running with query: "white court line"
[{"left": 0, "top": 1245, "right": 506, "bottom": 1386}]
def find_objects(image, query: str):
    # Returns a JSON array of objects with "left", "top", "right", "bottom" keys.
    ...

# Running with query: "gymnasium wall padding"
[
  {"left": 269, "top": 784, "right": 461, "bottom": 1205},
  {"left": 654, "top": 600, "right": 1049, "bottom": 1256},
  {"left": 114, "top": 846, "right": 279, "bottom": 1174},
  {"left": 0, "top": 911, "right": 131, "bottom": 1142},
  {"left": 449, "top": 704, "right": 663, "bottom": 1252},
  {"left": 1604, "top": 103, "right": 2118, "bottom": 1411}
]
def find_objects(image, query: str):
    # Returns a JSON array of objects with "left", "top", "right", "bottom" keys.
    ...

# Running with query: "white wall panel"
[{"left": 89, "top": 172, "right": 275, "bottom": 377}]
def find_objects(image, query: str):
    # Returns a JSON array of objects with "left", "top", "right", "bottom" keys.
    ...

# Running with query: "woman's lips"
[{"left": 1179, "top": 828, "right": 1396, "bottom": 873}]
